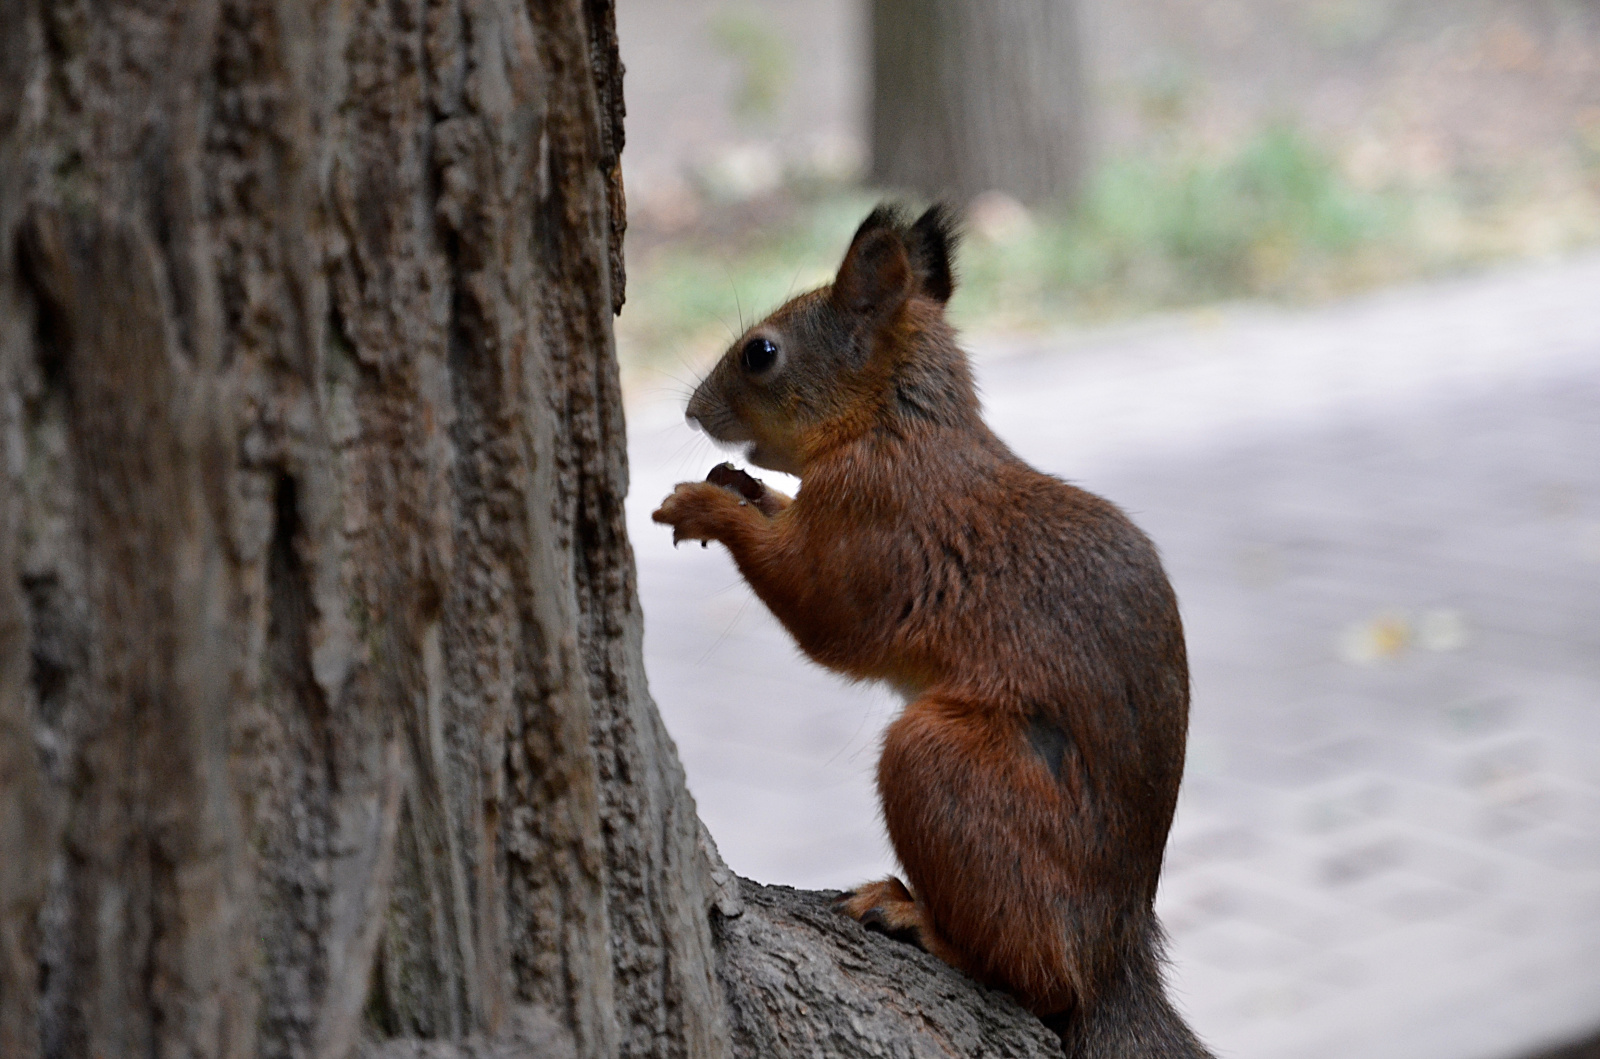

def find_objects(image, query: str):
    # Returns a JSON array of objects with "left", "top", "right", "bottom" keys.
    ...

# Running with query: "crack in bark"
[{"left": 256, "top": 468, "right": 339, "bottom": 1059}]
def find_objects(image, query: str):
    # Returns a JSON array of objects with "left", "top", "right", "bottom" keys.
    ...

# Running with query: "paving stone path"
[{"left": 624, "top": 253, "right": 1600, "bottom": 1059}]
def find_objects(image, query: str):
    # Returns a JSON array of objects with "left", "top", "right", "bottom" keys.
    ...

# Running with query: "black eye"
[{"left": 740, "top": 336, "right": 779, "bottom": 374}]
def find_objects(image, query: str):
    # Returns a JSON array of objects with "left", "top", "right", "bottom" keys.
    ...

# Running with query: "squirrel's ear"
[
  {"left": 832, "top": 210, "right": 913, "bottom": 320},
  {"left": 906, "top": 204, "right": 959, "bottom": 305}
]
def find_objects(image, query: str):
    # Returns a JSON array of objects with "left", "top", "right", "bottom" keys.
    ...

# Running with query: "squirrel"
[{"left": 652, "top": 204, "right": 1212, "bottom": 1059}]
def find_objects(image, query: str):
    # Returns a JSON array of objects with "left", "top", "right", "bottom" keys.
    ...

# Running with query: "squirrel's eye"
[{"left": 739, "top": 337, "right": 779, "bottom": 375}]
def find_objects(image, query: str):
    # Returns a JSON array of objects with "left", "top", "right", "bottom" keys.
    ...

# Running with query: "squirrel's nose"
[{"left": 685, "top": 387, "right": 712, "bottom": 430}]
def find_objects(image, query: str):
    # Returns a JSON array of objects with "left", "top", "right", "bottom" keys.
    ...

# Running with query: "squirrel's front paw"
[{"left": 652, "top": 481, "right": 740, "bottom": 546}]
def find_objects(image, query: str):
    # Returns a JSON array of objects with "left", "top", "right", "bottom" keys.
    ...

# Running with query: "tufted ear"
[
  {"left": 905, "top": 204, "right": 958, "bottom": 305},
  {"left": 832, "top": 207, "right": 914, "bottom": 321}
]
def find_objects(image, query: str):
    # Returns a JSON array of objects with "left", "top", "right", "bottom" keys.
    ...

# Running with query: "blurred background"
[{"left": 613, "top": 2, "right": 1600, "bottom": 1058}]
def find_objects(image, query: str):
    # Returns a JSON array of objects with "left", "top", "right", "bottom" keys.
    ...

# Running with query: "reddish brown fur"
[{"left": 654, "top": 206, "right": 1211, "bottom": 1058}]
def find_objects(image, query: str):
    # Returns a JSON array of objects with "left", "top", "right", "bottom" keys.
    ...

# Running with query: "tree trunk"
[
  {"left": 0, "top": 0, "right": 728, "bottom": 1055},
  {"left": 0, "top": 1, "right": 1065, "bottom": 1057},
  {"left": 870, "top": 0, "right": 1091, "bottom": 204}
]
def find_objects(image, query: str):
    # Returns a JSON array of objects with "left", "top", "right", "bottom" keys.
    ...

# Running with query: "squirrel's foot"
[
  {"left": 836, "top": 877, "right": 932, "bottom": 950},
  {"left": 838, "top": 878, "right": 971, "bottom": 974},
  {"left": 652, "top": 480, "right": 747, "bottom": 546}
]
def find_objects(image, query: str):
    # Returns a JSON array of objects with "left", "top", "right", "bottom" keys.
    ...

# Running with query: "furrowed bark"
[{"left": 0, "top": 0, "right": 721, "bottom": 1055}]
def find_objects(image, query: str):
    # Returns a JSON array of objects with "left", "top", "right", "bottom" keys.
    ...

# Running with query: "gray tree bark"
[
  {"left": 0, "top": 1, "right": 1063, "bottom": 1057},
  {"left": 716, "top": 881, "right": 1062, "bottom": 1058},
  {"left": 0, "top": 0, "right": 720, "bottom": 1055},
  {"left": 870, "top": 0, "right": 1091, "bottom": 204}
]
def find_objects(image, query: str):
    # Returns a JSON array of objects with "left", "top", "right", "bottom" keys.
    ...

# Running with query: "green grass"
[
  {"left": 616, "top": 126, "right": 1599, "bottom": 379},
  {"left": 955, "top": 126, "right": 1407, "bottom": 323}
]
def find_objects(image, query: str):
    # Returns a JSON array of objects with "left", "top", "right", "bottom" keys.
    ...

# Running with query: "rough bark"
[
  {"left": 0, "top": 0, "right": 723, "bottom": 1056},
  {"left": 716, "top": 881, "right": 1064, "bottom": 1059},
  {"left": 870, "top": 0, "right": 1091, "bottom": 204},
  {"left": 0, "top": 0, "right": 1069, "bottom": 1056}
]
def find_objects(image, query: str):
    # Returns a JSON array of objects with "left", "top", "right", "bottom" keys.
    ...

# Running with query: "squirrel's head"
[{"left": 685, "top": 204, "right": 976, "bottom": 476}]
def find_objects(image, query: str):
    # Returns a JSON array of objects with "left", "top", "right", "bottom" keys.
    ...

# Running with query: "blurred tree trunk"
[
  {"left": 870, "top": 0, "right": 1091, "bottom": 204},
  {"left": 0, "top": 1, "right": 728, "bottom": 1056}
]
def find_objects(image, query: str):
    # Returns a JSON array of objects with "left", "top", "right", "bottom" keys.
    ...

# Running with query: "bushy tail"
[{"left": 1042, "top": 933, "right": 1212, "bottom": 1059}]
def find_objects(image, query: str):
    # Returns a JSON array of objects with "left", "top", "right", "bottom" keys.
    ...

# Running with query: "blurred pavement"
[{"left": 625, "top": 254, "right": 1600, "bottom": 1059}]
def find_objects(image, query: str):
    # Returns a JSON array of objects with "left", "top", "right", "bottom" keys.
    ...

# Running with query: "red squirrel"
[{"left": 652, "top": 205, "right": 1211, "bottom": 1058}]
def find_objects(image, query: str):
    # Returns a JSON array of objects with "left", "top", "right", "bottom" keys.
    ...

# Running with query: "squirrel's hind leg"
[
  {"left": 837, "top": 878, "right": 970, "bottom": 971},
  {"left": 872, "top": 694, "right": 1085, "bottom": 1017}
]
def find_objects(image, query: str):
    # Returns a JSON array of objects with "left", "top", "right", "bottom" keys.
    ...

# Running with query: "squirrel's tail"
[{"left": 1041, "top": 925, "right": 1212, "bottom": 1059}]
